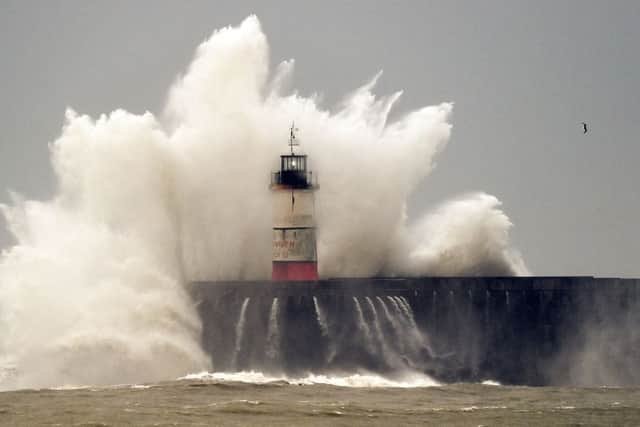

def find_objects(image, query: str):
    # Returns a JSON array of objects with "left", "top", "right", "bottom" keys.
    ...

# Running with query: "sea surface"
[{"left": 1, "top": 373, "right": 640, "bottom": 426}]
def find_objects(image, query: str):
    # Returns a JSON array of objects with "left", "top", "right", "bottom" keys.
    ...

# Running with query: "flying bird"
[{"left": 582, "top": 122, "right": 588, "bottom": 134}]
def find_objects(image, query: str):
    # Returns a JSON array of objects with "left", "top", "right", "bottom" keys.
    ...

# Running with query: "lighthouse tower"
[{"left": 270, "top": 125, "right": 319, "bottom": 281}]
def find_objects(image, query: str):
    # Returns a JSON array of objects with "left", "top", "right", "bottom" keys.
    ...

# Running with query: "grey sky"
[{"left": 1, "top": 1, "right": 639, "bottom": 277}]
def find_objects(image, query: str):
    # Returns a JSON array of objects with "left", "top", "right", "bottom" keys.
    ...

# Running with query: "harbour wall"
[{"left": 189, "top": 277, "right": 640, "bottom": 386}]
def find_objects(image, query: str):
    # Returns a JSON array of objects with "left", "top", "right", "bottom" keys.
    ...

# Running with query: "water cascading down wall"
[{"left": 190, "top": 277, "right": 640, "bottom": 386}]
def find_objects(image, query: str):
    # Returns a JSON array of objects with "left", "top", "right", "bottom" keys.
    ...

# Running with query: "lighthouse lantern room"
[{"left": 270, "top": 124, "right": 319, "bottom": 281}]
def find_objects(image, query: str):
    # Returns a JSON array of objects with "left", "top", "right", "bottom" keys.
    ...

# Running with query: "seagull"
[{"left": 582, "top": 122, "right": 588, "bottom": 134}]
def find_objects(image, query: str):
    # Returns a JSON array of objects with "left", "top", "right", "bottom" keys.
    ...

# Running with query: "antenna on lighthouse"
[{"left": 289, "top": 122, "right": 299, "bottom": 155}]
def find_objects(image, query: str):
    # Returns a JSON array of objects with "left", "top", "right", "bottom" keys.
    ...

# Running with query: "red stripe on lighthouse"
[{"left": 272, "top": 262, "right": 318, "bottom": 281}]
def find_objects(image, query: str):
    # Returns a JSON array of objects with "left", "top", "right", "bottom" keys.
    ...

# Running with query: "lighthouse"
[{"left": 270, "top": 124, "right": 319, "bottom": 281}]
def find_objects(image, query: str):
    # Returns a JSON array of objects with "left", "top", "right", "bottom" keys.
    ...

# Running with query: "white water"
[
  {"left": 231, "top": 298, "right": 250, "bottom": 369},
  {"left": 387, "top": 296, "right": 410, "bottom": 346},
  {"left": 313, "top": 296, "right": 337, "bottom": 363},
  {"left": 394, "top": 297, "right": 413, "bottom": 322},
  {"left": 265, "top": 298, "right": 280, "bottom": 361},
  {"left": 399, "top": 296, "right": 414, "bottom": 316},
  {"left": 180, "top": 370, "right": 439, "bottom": 388},
  {"left": 387, "top": 296, "right": 405, "bottom": 323},
  {"left": 365, "top": 296, "right": 390, "bottom": 359},
  {"left": 313, "top": 296, "right": 330, "bottom": 338},
  {"left": 0, "top": 15, "right": 528, "bottom": 389},
  {"left": 376, "top": 296, "right": 403, "bottom": 342},
  {"left": 387, "top": 296, "right": 427, "bottom": 357},
  {"left": 397, "top": 296, "right": 419, "bottom": 331},
  {"left": 398, "top": 296, "right": 433, "bottom": 356},
  {"left": 353, "top": 297, "right": 375, "bottom": 354}
]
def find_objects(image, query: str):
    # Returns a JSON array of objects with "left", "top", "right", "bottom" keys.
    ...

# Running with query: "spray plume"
[{"left": 0, "top": 16, "right": 527, "bottom": 389}]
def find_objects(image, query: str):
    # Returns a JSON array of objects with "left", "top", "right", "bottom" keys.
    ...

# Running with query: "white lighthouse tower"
[{"left": 270, "top": 124, "right": 319, "bottom": 281}]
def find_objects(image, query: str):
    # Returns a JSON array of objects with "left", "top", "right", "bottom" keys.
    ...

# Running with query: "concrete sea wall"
[{"left": 189, "top": 277, "right": 640, "bottom": 386}]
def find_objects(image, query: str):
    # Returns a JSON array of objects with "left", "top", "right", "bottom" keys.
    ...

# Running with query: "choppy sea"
[{"left": 1, "top": 372, "right": 639, "bottom": 426}]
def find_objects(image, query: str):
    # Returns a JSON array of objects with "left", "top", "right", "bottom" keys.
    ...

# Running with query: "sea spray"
[
  {"left": 387, "top": 296, "right": 424, "bottom": 357},
  {"left": 231, "top": 298, "right": 250, "bottom": 370},
  {"left": 0, "top": 191, "right": 210, "bottom": 389},
  {"left": 387, "top": 296, "right": 406, "bottom": 324},
  {"left": 313, "top": 296, "right": 330, "bottom": 337},
  {"left": 265, "top": 298, "right": 280, "bottom": 361},
  {"left": 365, "top": 296, "right": 391, "bottom": 361},
  {"left": 313, "top": 296, "right": 337, "bottom": 363},
  {"left": 397, "top": 297, "right": 419, "bottom": 331},
  {"left": 395, "top": 296, "right": 420, "bottom": 338},
  {"left": 398, "top": 296, "right": 433, "bottom": 356},
  {"left": 404, "top": 194, "right": 529, "bottom": 277},
  {"left": 0, "top": 15, "right": 527, "bottom": 389},
  {"left": 353, "top": 297, "right": 375, "bottom": 354},
  {"left": 161, "top": 16, "right": 527, "bottom": 280},
  {"left": 375, "top": 296, "right": 408, "bottom": 360},
  {"left": 394, "top": 297, "right": 412, "bottom": 320},
  {"left": 376, "top": 296, "right": 402, "bottom": 340}
]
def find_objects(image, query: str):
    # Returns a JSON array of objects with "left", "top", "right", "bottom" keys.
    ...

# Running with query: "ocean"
[{"left": 1, "top": 373, "right": 639, "bottom": 426}]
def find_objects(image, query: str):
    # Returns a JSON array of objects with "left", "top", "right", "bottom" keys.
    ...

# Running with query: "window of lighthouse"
[
  {"left": 282, "top": 155, "right": 306, "bottom": 172},
  {"left": 273, "top": 155, "right": 313, "bottom": 189}
]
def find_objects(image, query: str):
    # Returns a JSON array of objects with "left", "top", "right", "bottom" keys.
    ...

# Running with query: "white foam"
[
  {"left": 179, "top": 371, "right": 439, "bottom": 388},
  {"left": 460, "top": 405, "right": 507, "bottom": 412},
  {"left": 130, "top": 384, "right": 151, "bottom": 390},
  {"left": 179, "top": 371, "right": 286, "bottom": 384}
]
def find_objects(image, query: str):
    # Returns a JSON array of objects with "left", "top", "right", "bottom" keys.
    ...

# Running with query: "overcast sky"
[{"left": 1, "top": 1, "right": 639, "bottom": 277}]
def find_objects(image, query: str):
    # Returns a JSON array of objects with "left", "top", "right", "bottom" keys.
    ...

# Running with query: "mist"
[
  {"left": 549, "top": 287, "right": 640, "bottom": 386},
  {"left": 0, "top": 16, "right": 527, "bottom": 389}
]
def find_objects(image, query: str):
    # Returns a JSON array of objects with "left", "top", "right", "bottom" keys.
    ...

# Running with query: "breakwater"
[{"left": 189, "top": 277, "right": 640, "bottom": 386}]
